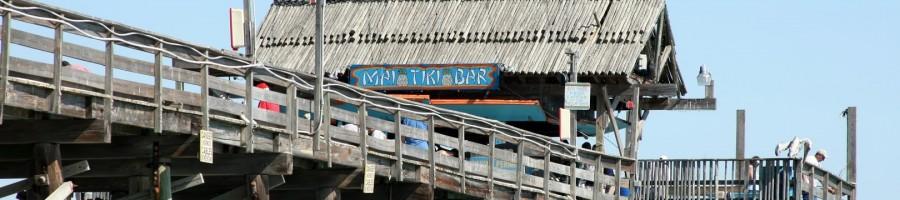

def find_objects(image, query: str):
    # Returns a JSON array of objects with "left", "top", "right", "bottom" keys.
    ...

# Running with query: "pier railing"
[
  {"left": 0, "top": 0, "right": 635, "bottom": 199},
  {"left": 635, "top": 158, "right": 855, "bottom": 200}
]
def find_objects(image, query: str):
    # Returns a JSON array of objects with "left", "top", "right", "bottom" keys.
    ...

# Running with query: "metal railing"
[
  {"left": 635, "top": 158, "right": 855, "bottom": 200},
  {"left": 0, "top": 0, "right": 637, "bottom": 199}
]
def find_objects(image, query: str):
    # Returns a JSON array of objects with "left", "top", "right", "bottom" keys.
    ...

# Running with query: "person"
[
  {"left": 804, "top": 149, "right": 826, "bottom": 167},
  {"left": 401, "top": 117, "right": 430, "bottom": 150},
  {"left": 775, "top": 137, "right": 812, "bottom": 158},
  {"left": 62, "top": 60, "right": 90, "bottom": 73},
  {"left": 255, "top": 82, "right": 280, "bottom": 112},
  {"left": 368, "top": 127, "right": 387, "bottom": 140}
]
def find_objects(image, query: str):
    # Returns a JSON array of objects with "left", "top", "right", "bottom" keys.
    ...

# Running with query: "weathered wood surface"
[{"left": 0, "top": 119, "right": 108, "bottom": 144}]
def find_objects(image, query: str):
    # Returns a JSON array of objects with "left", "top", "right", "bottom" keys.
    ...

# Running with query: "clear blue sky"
[{"left": 2, "top": 1, "right": 897, "bottom": 199}]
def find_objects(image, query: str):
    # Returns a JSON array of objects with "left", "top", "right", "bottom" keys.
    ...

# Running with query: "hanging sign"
[
  {"left": 199, "top": 130, "right": 214, "bottom": 164},
  {"left": 363, "top": 163, "right": 376, "bottom": 193},
  {"left": 349, "top": 63, "right": 501, "bottom": 90}
]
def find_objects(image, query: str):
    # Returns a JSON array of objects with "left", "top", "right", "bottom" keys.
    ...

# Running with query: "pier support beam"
[{"left": 845, "top": 107, "right": 856, "bottom": 200}]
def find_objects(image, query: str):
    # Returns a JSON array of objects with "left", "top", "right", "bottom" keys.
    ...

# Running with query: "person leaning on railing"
[{"left": 802, "top": 149, "right": 836, "bottom": 200}]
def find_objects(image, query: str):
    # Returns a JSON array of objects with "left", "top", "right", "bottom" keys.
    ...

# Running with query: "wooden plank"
[
  {"left": 641, "top": 98, "right": 716, "bottom": 110},
  {"left": 0, "top": 119, "right": 108, "bottom": 144},
  {"left": 44, "top": 181, "right": 73, "bottom": 200},
  {"left": 72, "top": 153, "right": 292, "bottom": 177}
]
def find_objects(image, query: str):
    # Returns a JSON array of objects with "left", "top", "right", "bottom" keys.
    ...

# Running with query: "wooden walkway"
[{"left": 0, "top": 0, "right": 636, "bottom": 199}]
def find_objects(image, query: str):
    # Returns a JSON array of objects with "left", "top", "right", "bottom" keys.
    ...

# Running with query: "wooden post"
[
  {"left": 594, "top": 155, "right": 602, "bottom": 200},
  {"left": 736, "top": 109, "right": 745, "bottom": 160},
  {"left": 29, "top": 143, "right": 63, "bottom": 199},
  {"left": 0, "top": 1, "right": 11, "bottom": 124},
  {"left": 103, "top": 30, "right": 115, "bottom": 139},
  {"left": 248, "top": 175, "right": 269, "bottom": 200},
  {"left": 488, "top": 130, "right": 495, "bottom": 200},
  {"left": 457, "top": 122, "right": 466, "bottom": 193},
  {"left": 243, "top": 69, "right": 255, "bottom": 153},
  {"left": 705, "top": 80, "right": 715, "bottom": 99},
  {"left": 846, "top": 106, "right": 856, "bottom": 200},
  {"left": 51, "top": 23, "right": 62, "bottom": 114},
  {"left": 599, "top": 86, "right": 625, "bottom": 156},
  {"left": 153, "top": 43, "right": 163, "bottom": 134},
  {"left": 515, "top": 140, "right": 524, "bottom": 200},
  {"left": 543, "top": 145, "right": 550, "bottom": 200},
  {"left": 596, "top": 92, "right": 608, "bottom": 153},
  {"left": 394, "top": 110, "right": 404, "bottom": 181},
  {"left": 427, "top": 116, "right": 436, "bottom": 191},
  {"left": 626, "top": 85, "right": 640, "bottom": 158},
  {"left": 200, "top": 53, "right": 210, "bottom": 131},
  {"left": 324, "top": 93, "right": 333, "bottom": 167},
  {"left": 286, "top": 83, "right": 297, "bottom": 153},
  {"left": 358, "top": 102, "right": 368, "bottom": 168}
]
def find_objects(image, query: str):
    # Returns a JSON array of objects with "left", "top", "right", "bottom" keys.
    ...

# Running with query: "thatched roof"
[{"left": 257, "top": 0, "right": 676, "bottom": 79}]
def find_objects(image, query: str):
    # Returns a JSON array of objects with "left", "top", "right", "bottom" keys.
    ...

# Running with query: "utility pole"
[
  {"left": 313, "top": 0, "right": 326, "bottom": 156},
  {"left": 243, "top": 0, "right": 255, "bottom": 58},
  {"left": 566, "top": 49, "right": 577, "bottom": 148}
]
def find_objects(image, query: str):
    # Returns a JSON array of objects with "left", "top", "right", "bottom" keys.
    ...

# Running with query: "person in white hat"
[{"left": 804, "top": 149, "right": 827, "bottom": 167}]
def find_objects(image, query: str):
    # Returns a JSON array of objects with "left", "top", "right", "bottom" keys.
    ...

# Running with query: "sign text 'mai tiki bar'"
[{"left": 349, "top": 64, "right": 501, "bottom": 90}]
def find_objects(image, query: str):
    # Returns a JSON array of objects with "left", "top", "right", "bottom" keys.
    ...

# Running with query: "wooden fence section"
[
  {"left": 635, "top": 158, "right": 856, "bottom": 200},
  {"left": 0, "top": 0, "right": 637, "bottom": 199}
]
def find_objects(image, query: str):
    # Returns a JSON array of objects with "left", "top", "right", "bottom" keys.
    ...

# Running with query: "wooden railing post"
[
  {"left": 324, "top": 92, "right": 332, "bottom": 167},
  {"left": 200, "top": 51, "right": 209, "bottom": 131},
  {"left": 0, "top": 0, "right": 10, "bottom": 124},
  {"left": 153, "top": 42, "right": 163, "bottom": 134},
  {"left": 243, "top": 68, "right": 254, "bottom": 153},
  {"left": 570, "top": 152, "right": 577, "bottom": 198},
  {"left": 103, "top": 29, "right": 114, "bottom": 140},
  {"left": 287, "top": 83, "right": 297, "bottom": 153},
  {"left": 51, "top": 22, "right": 62, "bottom": 114},
  {"left": 543, "top": 145, "right": 550, "bottom": 200},
  {"left": 616, "top": 159, "right": 622, "bottom": 200},
  {"left": 457, "top": 122, "right": 466, "bottom": 193},
  {"left": 358, "top": 101, "right": 368, "bottom": 168},
  {"left": 488, "top": 130, "right": 495, "bottom": 200},
  {"left": 427, "top": 116, "right": 436, "bottom": 191},
  {"left": 515, "top": 140, "right": 524, "bottom": 200},
  {"left": 594, "top": 154, "right": 602, "bottom": 199},
  {"left": 394, "top": 109, "right": 404, "bottom": 181}
]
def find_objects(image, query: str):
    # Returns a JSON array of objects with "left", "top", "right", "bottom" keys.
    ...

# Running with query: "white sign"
[
  {"left": 199, "top": 130, "right": 214, "bottom": 164},
  {"left": 229, "top": 8, "right": 245, "bottom": 50},
  {"left": 564, "top": 82, "right": 591, "bottom": 110},
  {"left": 362, "top": 163, "right": 376, "bottom": 193}
]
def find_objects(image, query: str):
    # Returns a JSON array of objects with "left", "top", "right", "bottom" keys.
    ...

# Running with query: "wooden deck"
[{"left": 0, "top": 0, "right": 638, "bottom": 199}]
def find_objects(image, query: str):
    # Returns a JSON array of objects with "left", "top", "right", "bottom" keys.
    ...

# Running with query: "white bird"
[{"left": 775, "top": 137, "right": 812, "bottom": 158}]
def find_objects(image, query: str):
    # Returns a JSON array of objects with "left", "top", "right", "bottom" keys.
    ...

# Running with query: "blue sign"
[{"left": 349, "top": 64, "right": 500, "bottom": 90}]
